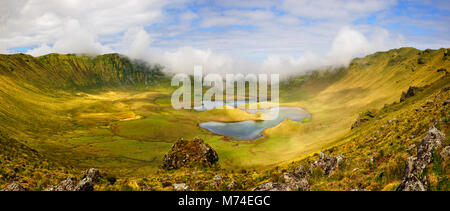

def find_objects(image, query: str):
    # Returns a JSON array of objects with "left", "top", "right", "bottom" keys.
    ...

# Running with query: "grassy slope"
[
  {"left": 0, "top": 53, "right": 267, "bottom": 181},
  {"left": 0, "top": 48, "right": 449, "bottom": 190},
  {"left": 261, "top": 47, "right": 449, "bottom": 165},
  {"left": 132, "top": 74, "right": 448, "bottom": 191}
]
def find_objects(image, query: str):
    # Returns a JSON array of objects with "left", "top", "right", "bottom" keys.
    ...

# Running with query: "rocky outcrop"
[
  {"left": 74, "top": 177, "right": 94, "bottom": 191},
  {"left": 1, "top": 182, "right": 26, "bottom": 191},
  {"left": 437, "top": 68, "right": 448, "bottom": 74},
  {"left": 162, "top": 138, "right": 219, "bottom": 170},
  {"left": 45, "top": 176, "right": 77, "bottom": 191},
  {"left": 397, "top": 126, "right": 445, "bottom": 191},
  {"left": 45, "top": 168, "right": 99, "bottom": 191},
  {"left": 351, "top": 111, "right": 376, "bottom": 130},
  {"left": 309, "top": 152, "right": 345, "bottom": 175},
  {"left": 173, "top": 183, "right": 192, "bottom": 191},
  {"left": 82, "top": 168, "right": 101, "bottom": 183},
  {"left": 443, "top": 98, "right": 450, "bottom": 106},
  {"left": 440, "top": 146, "right": 450, "bottom": 161},
  {"left": 253, "top": 177, "right": 310, "bottom": 191},
  {"left": 254, "top": 153, "right": 345, "bottom": 191},
  {"left": 400, "top": 86, "right": 425, "bottom": 102},
  {"left": 254, "top": 165, "right": 310, "bottom": 191}
]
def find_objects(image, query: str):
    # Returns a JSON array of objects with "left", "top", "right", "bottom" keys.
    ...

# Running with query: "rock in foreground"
[
  {"left": 254, "top": 165, "right": 310, "bottom": 191},
  {"left": 397, "top": 126, "right": 445, "bottom": 191},
  {"left": 1, "top": 182, "right": 26, "bottom": 191},
  {"left": 45, "top": 168, "right": 100, "bottom": 191},
  {"left": 162, "top": 138, "right": 219, "bottom": 170},
  {"left": 309, "top": 152, "right": 345, "bottom": 175}
]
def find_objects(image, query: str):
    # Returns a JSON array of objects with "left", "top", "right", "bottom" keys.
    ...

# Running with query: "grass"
[{"left": 0, "top": 47, "right": 449, "bottom": 190}]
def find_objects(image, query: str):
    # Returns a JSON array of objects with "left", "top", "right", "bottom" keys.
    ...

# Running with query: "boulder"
[
  {"left": 45, "top": 176, "right": 76, "bottom": 191},
  {"left": 83, "top": 168, "right": 101, "bottom": 182},
  {"left": 45, "top": 168, "right": 100, "bottom": 191},
  {"left": 397, "top": 126, "right": 445, "bottom": 191},
  {"left": 2, "top": 182, "right": 26, "bottom": 191},
  {"left": 440, "top": 146, "right": 450, "bottom": 161},
  {"left": 162, "top": 138, "right": 219, "bottom": 170},
  {"left": 253, "top": 182, "right": 291, "bottom": 191},
  {"left": 294, "top": 165, "right": 308, "bottom": 178},
  {"left": 254, "top": 164, "right": 310, "bottom": 191},
  {"left": 253, "top": 179, "right": 310, "bottom": 191},
  {"left": 173, "top": 183, "right": 192, "bottom": 191},
  {"left": 74, "top": 177, "right": 94, "bottom": 191},
  {"left": 348, "top": 188, "right": 369, "bottom": 191},
  {"left": 309, "top": 152, "right": 345, "bottom": 175}
]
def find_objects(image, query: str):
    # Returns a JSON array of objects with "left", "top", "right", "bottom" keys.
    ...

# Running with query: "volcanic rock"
[
  {"left": 400, "top": 86, "right": 424, "bottom": 102},
  {"left": 45, "top": 176, "right": 77, "bottom": 191},
  {"left": 2, "top": 182, "right": 26, "bottom": 191},
  {"left": 309, "top": 152, "right": 345, "bottom": 175},
  {"left": 162, "top": 138, "right": 219, "bottom": 170},
  {"left": 397, "top": 126, "right": 445, "bottom": 191}
]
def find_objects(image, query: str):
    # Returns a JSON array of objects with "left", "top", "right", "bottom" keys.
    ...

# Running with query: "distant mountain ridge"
[{"left": 0, "top": 53, "right": 164, "bottom": 90}]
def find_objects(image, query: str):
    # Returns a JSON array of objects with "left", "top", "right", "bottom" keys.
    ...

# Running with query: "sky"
[{"left": 0, "top": 0, "right": 449, "bottom": 75}]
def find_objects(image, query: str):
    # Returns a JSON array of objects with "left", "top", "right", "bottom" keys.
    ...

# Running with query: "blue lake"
[{"left": 199, "top": 104, "right": 310, "bottom": 140}]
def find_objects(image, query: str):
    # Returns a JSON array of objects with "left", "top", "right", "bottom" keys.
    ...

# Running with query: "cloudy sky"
[{"left": 0, "top": 0, "right": 449, "bottom": 74}]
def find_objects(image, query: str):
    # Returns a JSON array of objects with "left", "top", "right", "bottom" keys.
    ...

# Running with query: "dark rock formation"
[
  {"left": 351, "top": 110, "right": 376, "bottom": 129},
  {"left": 443, "top": 86, "right": 450, "bottom": 92},
  {"left": 397, "top": 126, "right": 445, "bottom": 191},
  {"left": 443, "top": 98, "right": 450, "bottom": 106},
  {"left": 162, "top": 138, "right": 219, "bottom": 170},
  {"left": 2, "top": 182, "right": 26, "bottom": 191},
  {"left": 417, "top": 58, "right": 425, "bottom": 64},
  {"left": 83, "top": 168, "right": 101, "bottom": 183},
  {"left": 400, "top": 86, "right": 424, "bottom": 102},
  {"left": 309, "top": 152, "right": 345, "bottom": 175},
  {"left": 74, "top": 178, "right": 94, "bottom": 191},
  {"left": 437, "top": 68, "right": 448, "bottom": 74}
]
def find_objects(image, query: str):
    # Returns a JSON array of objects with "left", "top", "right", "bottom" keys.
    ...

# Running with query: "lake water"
[{"left": 199, "top": 103, "right": 310, "bottom": 140}]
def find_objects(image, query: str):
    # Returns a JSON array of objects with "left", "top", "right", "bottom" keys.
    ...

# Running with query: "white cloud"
[
  {"left": 26, "top": 19, "right": 112, "bottom": 56},
  {"left": 0, "top": 0, "right": 174, "bottom": 53},
  {"left": 0, "top": 0, "right": 446, "bottom": 78},
  {"left": 123, "top": 27, "right": 153, "bottom": 60},
  {"left": 151, "top": 47, "right": 237, "bottom": 74},
  {"left": 260, "top": 27, "right": 400, "bottom": 76}
]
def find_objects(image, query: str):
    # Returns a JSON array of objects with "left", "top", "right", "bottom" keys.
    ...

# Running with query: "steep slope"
[
  {"left": 0, "top": 48, "right": 448, "bottom": 191},
  {"left": 263, "top": 48, "right": 450, "bottom": 165},
  {"left": 0, "top": 130, "right": 70, "bottom": 190},
  {"left": 125, "top": 60, "right": 449, "bottom": 192},
  {"left": 0, "top": 53, "right": 163, "bottom": 137}
]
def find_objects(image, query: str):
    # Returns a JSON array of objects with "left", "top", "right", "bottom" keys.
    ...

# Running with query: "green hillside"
[{"left": 0, "top": 48, "right": 448, "bottom": 191}]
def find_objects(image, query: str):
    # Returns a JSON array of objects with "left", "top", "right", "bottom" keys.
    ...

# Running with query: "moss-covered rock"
[{"left": 162, "top": 138, "right": 219, "bottom": 170}]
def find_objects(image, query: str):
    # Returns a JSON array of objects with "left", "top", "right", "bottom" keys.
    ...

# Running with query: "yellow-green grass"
[{"left": 1, "top": 48, "right": 449, "bottom": 180}]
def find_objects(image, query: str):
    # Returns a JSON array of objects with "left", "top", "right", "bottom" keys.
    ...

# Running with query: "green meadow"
[{"left": 0, "top": 47, "right": 449, "bottom": 190}]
